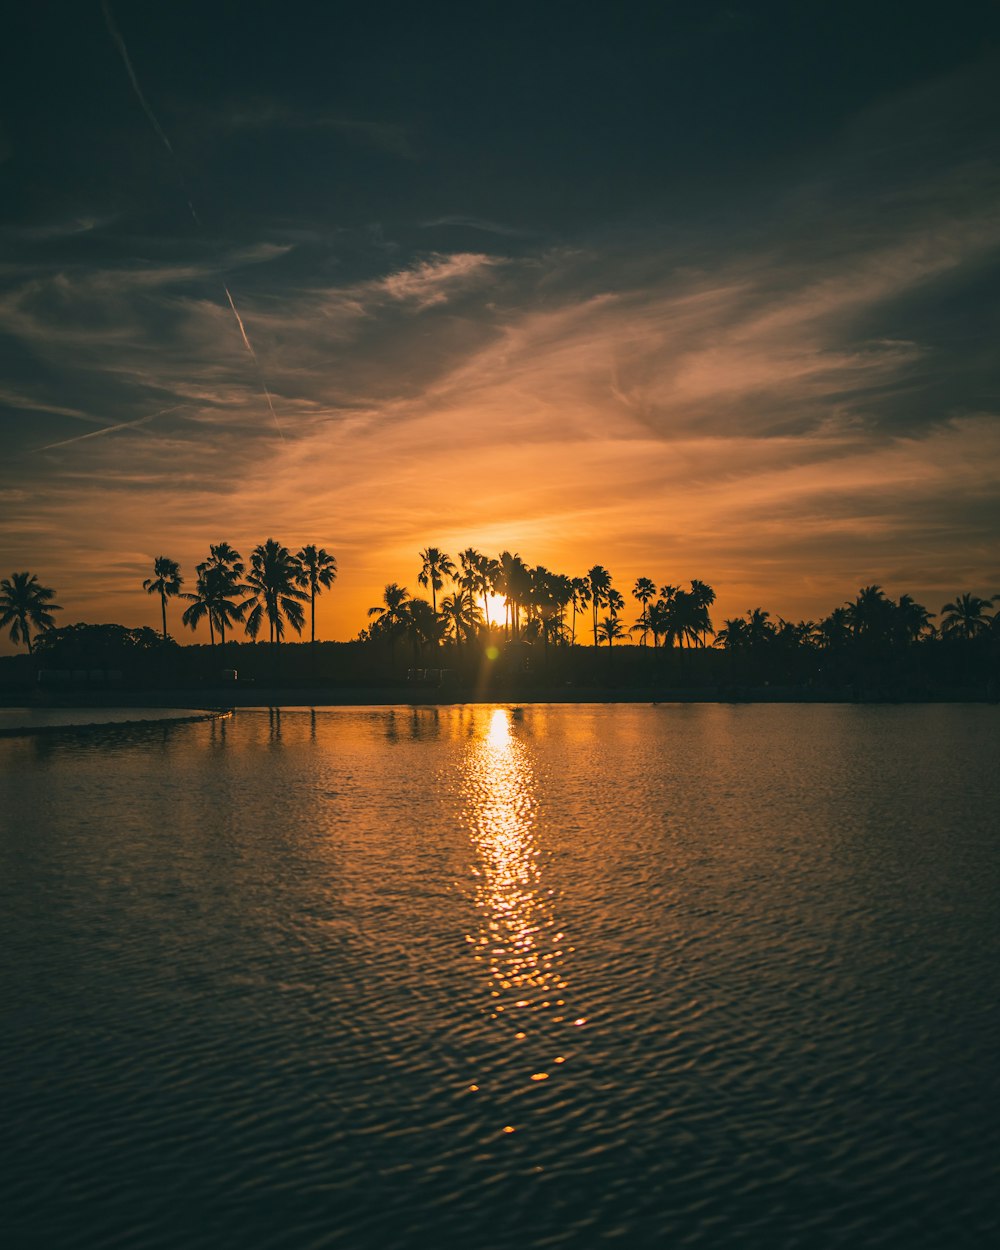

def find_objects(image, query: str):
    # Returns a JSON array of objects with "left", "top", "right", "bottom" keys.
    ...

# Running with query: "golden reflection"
[{"left": 462, "top": 706, "right": 572, "bottom": 1025}]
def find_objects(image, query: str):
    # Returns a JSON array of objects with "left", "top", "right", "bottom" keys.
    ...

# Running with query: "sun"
[{"left": 484, "top": 593, "right": 507, "bottom": 628}]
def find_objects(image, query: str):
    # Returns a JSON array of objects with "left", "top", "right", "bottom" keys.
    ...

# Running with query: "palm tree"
[
  {"left": 182, "top": 564, "right": 247, "bottom": 646},
  {"left": 404, "top": 597, "right": 440, "bottom": 659},
  {"left": 715, "top": 616, "right": 750, "bottom": 650},
  {"left": 367, "top": 583, "right": 412, "bottom": 661},
  {"left": 549, "top": 572, "right": 573, "bottom": 644},
  {"left": 632, "top": 577, "right": 656, "bottom": 645},
  {"left": 417, "top": 547, "right": 455, "bottom": 624},
  {"left": 181, "top": 570, "right": 217, "bottom": 645},
  {"left": 846, "top": 585, "right": 893, "bottom": 642},
  {"left": 504, "top": 552, "right": 533, "bottom": 639},
  {"left": 895, "top": 594, "right": 935, "bottom": 645},
  {"left": 440, "top": 589, "right": 483, "bottom": 645},
  {"left": 662, "top": 586, "right": 699, "bottom": 647},
  {"left": 569, "top": 576, "right": 590, "bottom": 645},
  {"left": 656, "top": 585, "right": 681, "bottom": 647},
  {"left": 143, "top": 556, "right": 183, "bottom": 643},
  {"left": 296, "top": 545, "right": 338, "bottom": 644},
  {"left": 0, "top": 572, "right": 61, "bottom": 653},
  {"left": 820, "top": 606, "right": 851, "bottom": 650},
  {"left": 597, "top": 615, "right": 625, "bottom": 647},
  {"left": 941, "top": 592, "right": 993, "bottom": 641},
  {"left": 646, "top": 598, "right": 669, "bottom": 648},
  {"left": 204, "top": 542, "right": 244, "bottom": 578},
  {"left": 665, "top": 582, "right": 713, "bottom": 648},
  {"left": 242, "top": 540, "right": 307, "bottom": 646},
  {"left": 199, "top": 544, "right": 247, "bottom": 646},
  {"left": 689, "top": 579, "right": 716, "bottom": 647},
  {"left": 528, "top": 566, "right": 570, "bottom": 647},
  {"left": 587, "top": 565, "right": 611, "bottom": 647},
  {"left": 458, "top": 547, "right": 495, "bottom": 629}
]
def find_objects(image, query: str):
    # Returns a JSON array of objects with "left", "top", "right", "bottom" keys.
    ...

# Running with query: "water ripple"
[{"left": 1, "top": 704, "right": 998, "bottom": 1248}]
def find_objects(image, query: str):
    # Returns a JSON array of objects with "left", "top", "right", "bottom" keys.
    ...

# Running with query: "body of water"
[{"left": 1, "top": 703, "right": 998, "bottom": 1248}]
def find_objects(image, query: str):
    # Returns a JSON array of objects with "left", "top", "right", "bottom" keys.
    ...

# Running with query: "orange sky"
[{"left": 2, "top": 8, "right": 998, "bottom": 652}]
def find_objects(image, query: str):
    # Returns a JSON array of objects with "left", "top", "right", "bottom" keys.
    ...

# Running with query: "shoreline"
[{"left": 2, "top": 682, "right": 996, "bottom": 710}]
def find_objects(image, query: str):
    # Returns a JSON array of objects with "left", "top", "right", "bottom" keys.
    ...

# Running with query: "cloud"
[
  {"left": 374, "top": 253, "right": 502, "bottom": 309},
  {"left": 2, "top": 64, "right": 998, "bottom": 648},
  {"left": 421, "top": 216, "right": 532, "bottom": 239},
  {"left": 220, "top": 101, "right": 416, "bottom": 158}
]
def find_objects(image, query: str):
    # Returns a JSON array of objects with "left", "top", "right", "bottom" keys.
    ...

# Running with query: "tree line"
[
  {"left": 363, "top": 548, "right": 719, "bottom": 653},
  {"left": 2, "top": 543, "right": 998, "bottom": 671}
]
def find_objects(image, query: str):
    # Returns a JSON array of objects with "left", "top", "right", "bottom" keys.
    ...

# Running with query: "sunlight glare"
[{"left": 461, "top": 706, "right": 578, "bottom": 1041}]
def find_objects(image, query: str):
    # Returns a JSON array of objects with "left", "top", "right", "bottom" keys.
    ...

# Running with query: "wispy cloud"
[
  {"left": 375, "top": 253, "right": 502, "bottom": 309},
  {"left": 2, "top": 59, "right": 998, "bottom": 643},
  {"left": 421, "top": 216, "right": 532, "bottom": 238},
  {"left": 220, "top": 101, "right": 416, "bottom": 158}
]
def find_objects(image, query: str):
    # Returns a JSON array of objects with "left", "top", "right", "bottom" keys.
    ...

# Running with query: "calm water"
[{"left": 2, "top": 704, "right": 998, "bottom": 1249}]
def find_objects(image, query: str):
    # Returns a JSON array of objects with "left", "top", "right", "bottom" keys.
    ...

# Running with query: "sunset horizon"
[{"left": 2, "top": 4, "right": 998, "bottom": 652}]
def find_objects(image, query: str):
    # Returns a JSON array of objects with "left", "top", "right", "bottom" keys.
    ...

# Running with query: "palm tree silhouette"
[
  {"left": 656, "top": 584, "right": 680, "bottom": 646},
  {"left": 505, "top": 553, "right": 533, "bottom": 640},
  {"left": 941, "top": 592, "right": 993, "bottom": 641},
  {"left": 587, "top": 565, "right": 611, "bottom": 647},
  {"left": 597, "top": 615, "right": 625, "bottom": 647},
  {"left": 745, "top": 607, "right": 773, "bottom": 648},
  {"left": 820, "top": 605, "right": 851, "bottom": 650},
  {"left": 181, "top": 570, "right": 217, "bottom": 645},
  {"left": 458, "top": 548, "right": 496, "bottom": 629},
  {"left": 549, "top": 572, "right": 573, "bottom": 644},
  {"left": 689, "top": 579, "right": 716, "bottom": 647},
  {"left": 646, "top": 598, "right": 670, "bottom": 648},
  {"left": 367, "top": 583, "right": 413, "bottom": 662},
  {"left": 895, "top": 594, "right": 935, "bottom": 644},
  {"left": 417, "top": 547, "right": 455, "bottom": 626},
  {"left": 203, "top": 546, "right": 248, "bottom": 647},
  {"left": 0, "top": 572, "right": 61, "bottom": 653},
  {"left": 243, "top": 540, "right": 307, "bottom": 646},
  {"left": 143, "top": 556, "right": 183, "bottom": 643},
  {"left": 846, "top": 585, "right": 893, "bottom": 641},
  {"left": 405, "top": 597, "right": 442, "bottom": 656},
  {"left": 182, "top": 562, "right": 247, "bottom": 646},
  {"left": 632, "top": 577, "right": 655, "bottom": 645},
  {"left": 569, "top": 576, "right": 590, "bottom": 646},
  {"left": 296, "top": 545, "right": 338, "bottom": 644},
  {"left": 440, "top": 589, "right": 482, "bottom": 645}
]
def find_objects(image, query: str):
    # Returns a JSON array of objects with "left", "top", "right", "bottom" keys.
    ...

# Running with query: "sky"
[{"left": 1, "top": 0, "right": 999, "bottom": 650}]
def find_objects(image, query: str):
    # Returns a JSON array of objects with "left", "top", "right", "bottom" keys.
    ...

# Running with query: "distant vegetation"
[{"left": 2, "top": 544, "right": 999, "bottom": 697}]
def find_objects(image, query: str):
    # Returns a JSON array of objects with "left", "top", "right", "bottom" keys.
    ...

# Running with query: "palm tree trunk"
[
  {"left": 311, "top": 585, "right": 316, "bottom": 645},
  {"left": 161, "top": 592, "right": 168, "bottom": 643}
]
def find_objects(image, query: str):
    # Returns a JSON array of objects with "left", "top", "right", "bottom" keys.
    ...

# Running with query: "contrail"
[
  {"left": 102, "top": 2, "right": 284, "bottom": 432},
  {"left": 225, "top": 285, "right": 255, "bottom": 356},
  {"left": 101, "top": 1, "right": 174, "bottom": 157},
  {"left": 225, "top": 286, "right": 285, "bottom": 439},
  {"left": 101, "top": 0, "right": 200, "bottom": 223},
  {"left": 37, "top": 404, "right": 184, "bottom": 451}
]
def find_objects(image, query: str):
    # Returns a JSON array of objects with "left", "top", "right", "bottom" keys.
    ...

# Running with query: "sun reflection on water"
[{"left": 463, "top": 708, "right": 576, "bottom": 1027}]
